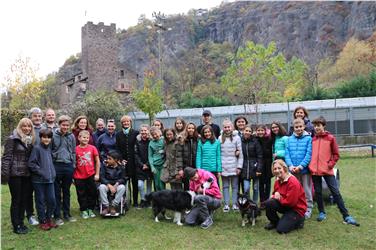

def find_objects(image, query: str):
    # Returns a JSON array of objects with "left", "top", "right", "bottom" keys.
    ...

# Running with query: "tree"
[
  {"left": 132, "top": 76, "right": 163, "bottom": 125},
  {"left": 9, "top": 80, "right": 46, "bottom": 110}
]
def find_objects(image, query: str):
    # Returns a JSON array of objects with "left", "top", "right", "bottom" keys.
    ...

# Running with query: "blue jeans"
[
  {"left": 33, "top": 182, "right": 56, "bottom": 223},
  {"left": 312, "top": 175, "right": 349, "bottom": 219},
  {"left": 222, "top": 175, "right": 239, "bottom": 206},
  {"left": 138, "top": 179, "right": 152, "bottom": 201},
  {"left": 243, "top": 178, "right": 259, "bottom": 203}
]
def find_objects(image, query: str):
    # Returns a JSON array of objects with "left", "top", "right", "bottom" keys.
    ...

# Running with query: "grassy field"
[{"left": 1, "top": 153, "right": 375, "bottom": 249}]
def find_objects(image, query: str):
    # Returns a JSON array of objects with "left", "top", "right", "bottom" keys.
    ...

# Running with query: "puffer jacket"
[
  {"left": 196, "top": 139, "right": 222, "bottom": 173},
  {"left": 241, "top": 136, "right": 263, "bottom": 179},
  {"left": 309, "top": 131, "right": 340, "bottom": 176},
  {"left": 285, "top": 131, "right": 312, "bottom": 174},
  {"left": 182, "top": 137, "right": 197, "bottom": 169},
  {"left": 28, "top": 143, "right": 56, "bottom": 183},
  {"left": 51, "top": 129, "right": 76, "bottom": 165},
  {"left": 273, "top": 136, "right": 288, "bottom": 160},
  {"left": 100, "top": 164, "right": 126, "bottom": 185},
  {"left": 161, "top": 140, "right": 184, "bottom": 183},
  {"left": 134, "top": 136, "right": 152, "bottom": 180},
  {"left": 1, "top": 131, "right": 33, "bottom": 181},
  {"left": 219, "top": 131, "right": 243, "bottom": 176}
]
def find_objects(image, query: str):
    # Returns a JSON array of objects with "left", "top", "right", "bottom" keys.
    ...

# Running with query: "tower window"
[{"left": 120, "top": 70, "right": 124, "bottom": 78}]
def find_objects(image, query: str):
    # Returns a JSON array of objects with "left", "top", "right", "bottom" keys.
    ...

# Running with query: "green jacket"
[{"left": 148, "top": 138, "right": 165, "bottom": 171}]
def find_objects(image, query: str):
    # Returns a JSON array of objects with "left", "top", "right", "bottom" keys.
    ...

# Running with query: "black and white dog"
[
  {"left": 237, "top": 193, "right": 260, "bottom": 227},
  {"left": 145, "top": 190, "right": 196, "bottom": 226}
]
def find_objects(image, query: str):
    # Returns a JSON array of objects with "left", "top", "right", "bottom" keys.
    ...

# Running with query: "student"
[
  {"left": 148, "top": 126, "right": 165, "bottom": 191},
  {"left": 270, "top": 121, "right": 288, "bottom": 161},
  {"left": 74, "top": 130, "right": 100, "bottom": 219},
  {"left": 174, "top": 117, "right": 186, "bottom": 138},
  {"left": 219, "top": 119, "right": 243, "bottom": 212},
  {"left": 135, "top": 124, "right": 153, "bottom": 208},
  {"left": 28, "top": 129, "right": 58, "bottom": 231},
  {"left": 98, "top": 151, "right": 126, "bottom": 215},
  {"left": 93, "top": 118, "right": 107, "bottom": 146},
  {"left": 196, "top": 125, "right": 222, "bottom": 183},
  {"left": 72, "top": 115, "right": 95, "bottom": 146},
  {"left": 264, "top": 160, "right": 307, "bottom": 234},
  {"left": 97, "top": 120, "right": 117, "bottom": 161},
  {"left": 181, "top": 122, "right": 198, "bottom": 190},
  {"left": 309, "top": 116, "right": 359, "bottom": 226},
  {"left": 285, "top": 118, "right": 313, "bottom": 219},
  {"left": 52, "top": 115, "right": 77, "bottom": 225},
  {"left": 288, "top": 106, "right": 314, "bottom": 136},
  {"left": 161, "top": 128, "right": 184, "bottom": 190},
  {"left": 1, "top": 118, "right": 35, "bottom": 234},
  {"left": 241, "top": 125, "right": 263, "bottom": 203},
  {"left": 234, "top": 116, "right": 249, "bottom": 138},
  {"left": 256, "top": 124, "right": 273, "bottom": 206},
  {"left": 197, "top": 110, "right": 221, "bottom": 138},
  {"left": 184, "top": 167, "right": 222, "bottom": 229},
  {"left": 152, "top": 119, "right": 165, "bottom": 133}
]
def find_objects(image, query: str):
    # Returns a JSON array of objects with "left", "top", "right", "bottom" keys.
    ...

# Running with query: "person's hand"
[
  {"left": 142, "top": 164, "right": 149, "bottom": 170},
  {"left": 235, "top": 150, "right": 240, "bottom": 157},
  {"left": 151, "top": 167, "right": 157, "bottom": 174},
  {"left": 236, "top": 169, "right": 241, "bottom": 175},
  {"left": 108, "top": 184, "right": 116, "bottom": 194},
  {"left": 256, "top": 172, "right": 262, "bottom": 176},
  {"left": 294, "top": 167, "right": 301, "bottom": 174},
  {"left": 274, "top": 192, "right": 281, "bottom": 200},
  {"left": 122, "top": 160, "right": 127, "bottom": 166},
  {"left": 94, "top": 175, "right": 99, "bottom": 182},
  {"left": 217, "top": 173, "right": 221, "bottom": 179}
]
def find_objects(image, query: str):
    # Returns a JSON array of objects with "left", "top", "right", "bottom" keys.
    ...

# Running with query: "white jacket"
[{"left": 219, "top": 131, "right": 243, "bottom": 176}]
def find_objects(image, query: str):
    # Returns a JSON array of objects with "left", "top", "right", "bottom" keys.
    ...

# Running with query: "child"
[
  {"left": 309, "top": 116, "right": 359, "bottom": 226},
  {"left": 28, "top": 129, "right": 58, "bottom": 230},
  {"left": 219, "top": 119, "right": 243, "bottom": 212},
  {"left": 196, "top": 125, "right": 222, "bottom": 185},
  {"left": 270, "top": 121, "right": 288, "bottom": 161},
  {"left": 285, "top": 118, "right": 313, "bottom": 219},
  {"left": 98, "top": 151, "right": 126, "bottom": 215},
  {"left": 256, "top": 124, "right": 273, "bottom": 206},
  {"left": 288, "top": 106, "right": 314, "bottom": 136},
  {"left": 161, "top": 128, "right": 184, "bottom": 190},
  {"left": 74, "top": 130, "right": 100, "bottom": 219},
  {"left": 181, "top": 122, "right": 198, "bottom": 190},
  {"left": 174, "top": 117, "right": 186, "bottom": 138},
  {"left": 152, "top": 119, "right": 165, "bottom": 134},
  {"left": 148, "top": 126, "right": 165, "bottom": 191},
  {"left": 241, "top": 125, "right": 263, "bottom": 203},
  {"left": 135, "top": 124, "right": 153, "bottom": 208}
]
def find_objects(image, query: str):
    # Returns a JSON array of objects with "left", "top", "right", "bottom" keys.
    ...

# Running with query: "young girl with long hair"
[{"left": 181, "top": 122, "right": 198, "bottom": 190}]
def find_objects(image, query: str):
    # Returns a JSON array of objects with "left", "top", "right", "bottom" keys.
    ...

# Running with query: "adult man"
[
  {"left": 29, "top": 107, "right": 43, "bottom": 145},
  {"left": 184, "top": 167, "right": 222, "bottom": 229},
  {"left": 42, "top": 108, "right": 58, "bottom": 132},
  {"left": 196, "top": 110, "right": 221, "bottom": 138}
]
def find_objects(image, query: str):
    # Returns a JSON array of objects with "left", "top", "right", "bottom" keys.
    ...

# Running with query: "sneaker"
[
  {"left": 39, "top": 222, "right": 51, "bottom": 231},
  {"left": 28, "top": 216, "right": 39, "bottom": 226},
  {"left": 264, "top": 223, "right": 276, "bottom": 230},
  {"left": 87, "top": 209, "right": 96, "bottom": 218},
  {"left": 344, "top": 216, "right": 360, "bottom": 226},
  {"left": 101, "top": 206, "right": 109, "bottom": 216},
  {"left": 110, "top": 206, "right": 117, "bottom": 216},
  {"left": 232, "top": 204, "right": 239, "bottom": 212},
  {"left": 317, "top": 212, "right": 327, "bottom": 222},
  {"left": 47, "top": 219, "right": 58, "bottom": 228},
  {"left": 81, "top": 210, "right": 89, "bottom": 219},
  {"left": 223, "top": 205, "right": 230, "bottom": 213},
  {"left": 64, "top": 216, "right": 77, "bottom": 222},
  {"left": 55, "top": 218, "right": 64, "bottom": 226},
  {"left": 304, "top": 211, "right": 312, "bottom": 219},
  {"left": 13, "top": 225, "right": 28, "bottom": 234},
  {"left": 200, "top": 217, "right": 213, "bottom": 229}
]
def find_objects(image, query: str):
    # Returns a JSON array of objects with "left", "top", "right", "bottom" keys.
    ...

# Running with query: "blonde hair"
[
  {"left": 272, "top": 159, "right": 289, "bottom": 174},
  {"left": 120, "top": 115, "right": 132, "bottom": 127},
  {"left": 58, "top": 115, "right": 71, "bottom": 125},
  {"left": 293, "top": 118, "right": 305, "bottom": 126},
  {"left": 16, "top": 118, "right": 35, "bottom": 145},
  {"left": 78, "top": 130, "right": 90, "bottom": 137}
]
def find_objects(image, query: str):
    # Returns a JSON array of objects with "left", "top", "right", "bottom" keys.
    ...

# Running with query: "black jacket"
[
  {"left": 258, "top": 137, "right": 273, "bottom": 179},
  {"left": 182, "top": 137, "right": 198, "bottom": 169},
  {"left": 241, "top": 136, "right": 263, "bottom": 179},
  {"left": 28, "top": 143, "right": 56, "bottom": 183},
  {"left": 116, "top": 128, "right": 139, "bottom": 177},
  {"left": 134, "top": 136, "right": 152, "bottom": 180},
  {"left": 100, "top": 164, "right": 126, "bottom": 185}
]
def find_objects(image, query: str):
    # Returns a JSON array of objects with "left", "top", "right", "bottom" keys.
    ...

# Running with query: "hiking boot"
[
  {"left": 317, "top": 212, "right": 327, "bottom": 222},
  {"left": 200, "top": 217, "right": 213, "bottom": 229},
  {"left": 39, "top": 222, "right": 51, "bottom": 231},
  {"left": 13, "top": 225, "right": 28, "bottom": 234},
  {"left": 102, "top": 206, "right": 109, "bottom": 215},
  {"left": 110, "top": 206, "right": 117, "bottom": 216},
  {"left": 81, "top": 210, "right": 89, "bottom": 219},
  {"left": 264, "top": 223, "right": 276, "bottom": 230},
  {"left": 47, "top": 219, "right": 58, "bottom": 228},
  {"left": 28, "top": 216, "right": 39, "bottom": 226},
  {"left": 223, "top": 205, "right": 230, "bottom": 213},
  {"left": 344, "top": 216, "right": 360, "bottom": 226},
  {"left": 55, "top": 218, "right": 64, "bottom": 226},
  {"left": 87, "top": 209, "right": 96, "bottom": 218}
]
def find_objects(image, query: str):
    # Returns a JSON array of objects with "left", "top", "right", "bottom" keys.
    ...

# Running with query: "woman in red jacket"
[{"left": 264, "top": 159, "right": 307, "bottom": 234}]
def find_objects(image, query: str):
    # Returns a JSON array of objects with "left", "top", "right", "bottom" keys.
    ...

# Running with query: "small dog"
[
  {"left": 237, "top": 193, "right": 260, "bottom": 227},
  {"left": 145, "top": 190, "right": 196, "bottom": 226}
]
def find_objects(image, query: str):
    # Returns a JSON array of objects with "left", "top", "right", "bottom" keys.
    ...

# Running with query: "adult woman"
[
  {"left": 1, "top": 118, "right": 35, "bottom": 234},
  {"left": 264, "top": 159, "right": 307, "bottom": 234},
  {"left": 288, "top": 106, "right": 314, "bottom": 136},
  {"left": 71, "top": 115, "right": 94, "bottom": 145},
  {"left": 97, "top": 120, "right": 117, "bottom": 161}
]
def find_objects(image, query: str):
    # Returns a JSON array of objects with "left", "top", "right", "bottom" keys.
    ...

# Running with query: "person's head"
[
  {"left": 222, "top": 119, "right": 233, "bottom": 134},
  {"left": 58, "top": 115, "right": 71, "bottom": 135},
  {"left": 312, "top": 116, "right": 327, "bottom": 135},
  {"left": 272, "top": 159, "right": 289, "bottom": 179},
  {"left": 106, "top": 150, "right": 123, "bottom": 166},
  {"left": 234, "top": 116, "right": 248, "bottom": 132},
  {"left": 95, "top": 118, "right": 105, "bottom": 131},
  {"left": 120, "top": 115, "right": 132, "bottom": 129},
  {"left": 44, "top": 108, "right": 56, "bottom": 124},
  {"left": 78, "top": 130, "right": 90, "bottom": 146},
  {"left": 293, "top": 106, "right": 309, "bottom": 120},
  {"left": 28, "top": 107, "right": 43, "bottom": 127},
  {"left": 152, "top": 119, "right": 164, "bottom": 132},
  {"left": 201, "top": 125, "right": 215, "bottom": 143},
  {"left": 164, "top": 128, "right": 176, "bottom": 143},
  {"left": 202, "top": 110, "right": 212, "bottom": 124},
  {"left": 73, "top": 115, "right": 92, "bottom": 131},
  {"left": 150, "top": 126, "right": 162, "bottom": 140},
  {"left": 185, "top": 122, "right": 198, "bottom": 139},
  {"left": 174, "top": 117, "right": 186, "bottom": 133},
  {"left": 16, "top": 118, "right": 35, "bottom": 144},
  {"left": 106, "top": 120, "right": 116, "bottom": 134},
  {"left": 39, "top": 128, "right": 53, "bottom": 146},
  {"left": 293, "top": 118, "right": 305, "bottom": 136},
  {"left": 184, "top": 167, "right": 198, "bottom": 181},
  {"left": 270, "top": 121, "right": 287, "bottom": 137},
  {"left": 256, "top": 124, "right": 267, "bottom": 138},
  {"left": 243, "top": 125, "right": 253, "bottom": 139},
  {"left": 139, "top": 124, "right": 150, "bottom": 140}
]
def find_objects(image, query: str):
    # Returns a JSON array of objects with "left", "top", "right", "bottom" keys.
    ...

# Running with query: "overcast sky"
[{"left": 0, "top": 0, "right": 224, "bottom": 82}]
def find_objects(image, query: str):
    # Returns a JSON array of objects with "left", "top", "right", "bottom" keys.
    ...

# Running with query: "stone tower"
[{"left": 81, "top": 22, "right": 118, "bottom": 90}]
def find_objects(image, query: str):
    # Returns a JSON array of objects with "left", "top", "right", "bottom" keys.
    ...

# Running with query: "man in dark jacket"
[{"left": 196, "top": 110, "right": 221, "bottom": 138}]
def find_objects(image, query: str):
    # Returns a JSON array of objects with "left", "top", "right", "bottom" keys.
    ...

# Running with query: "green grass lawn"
[{"left": 1, "top": 154, "right": 375, "bottom": 249}]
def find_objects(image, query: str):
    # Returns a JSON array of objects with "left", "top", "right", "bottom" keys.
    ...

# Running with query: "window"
[{"left": 120, "top": 70, "right": 124, "bottom": 78}]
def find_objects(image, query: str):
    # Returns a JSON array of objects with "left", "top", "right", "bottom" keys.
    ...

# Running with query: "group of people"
[{"left": 1, "top": 106, "right": 359, "bottom": 234}]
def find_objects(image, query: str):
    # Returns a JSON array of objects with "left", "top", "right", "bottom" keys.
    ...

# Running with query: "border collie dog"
[
  {"left": 145, "top": 190, "right": 196, "bottom": 226},
  {"left": 237, "top": 193, "right": 260, "bottom": 227}
]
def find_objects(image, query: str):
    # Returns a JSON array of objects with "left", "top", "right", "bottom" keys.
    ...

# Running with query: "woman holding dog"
[{"left": 264, "top": 159, "right": 307, "bottom": 234}]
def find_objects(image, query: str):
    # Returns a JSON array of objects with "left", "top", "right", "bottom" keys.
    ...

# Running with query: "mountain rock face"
[{"left": 57, "top": 1, "right": 376, "bottom": 104}]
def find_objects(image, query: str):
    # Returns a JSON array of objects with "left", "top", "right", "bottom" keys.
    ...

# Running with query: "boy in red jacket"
[{"left": 309, "top": 116, "right": 359, "bottom": 226}]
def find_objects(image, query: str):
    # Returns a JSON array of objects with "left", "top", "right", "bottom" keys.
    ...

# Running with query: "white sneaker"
[
  {"left": 304, "top": 211, "right": 312, "bottom": 219},
  {"left": 28, "top": 216, "right": 39, "bottom": 226},
  {"left": 223, "top": 205, "right": 230, "bottom": 213},
  {"left": 232, "top": 204, "right": 239, "bottom": 211}
]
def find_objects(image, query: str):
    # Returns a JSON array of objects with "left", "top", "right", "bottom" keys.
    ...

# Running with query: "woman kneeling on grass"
[{"left": 264, "top": 159, "right": 307, "bottom": 234}]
